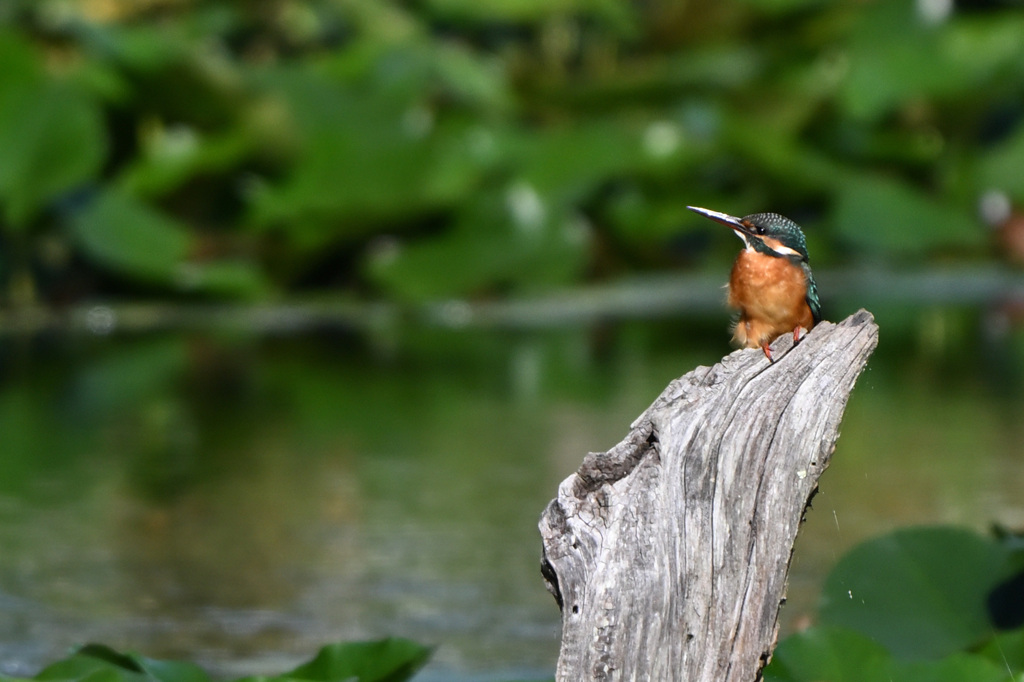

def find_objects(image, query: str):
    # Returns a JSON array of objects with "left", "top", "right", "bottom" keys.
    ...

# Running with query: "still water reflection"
[{"left": 1, "top": 307, "right": 1023, "bottom": 680}]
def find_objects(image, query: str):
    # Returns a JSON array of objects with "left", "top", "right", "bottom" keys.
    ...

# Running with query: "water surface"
[{"left": 1, "top": 303, "right": 1022, "bottom": 680}]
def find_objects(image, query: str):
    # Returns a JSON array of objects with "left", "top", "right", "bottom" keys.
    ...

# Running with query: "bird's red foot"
[
  {"left": 793, "top": 326, "right": 808, "bottom": 344},
  {"left": 761, "top": 341, "right": 774, "bottom": 363}
]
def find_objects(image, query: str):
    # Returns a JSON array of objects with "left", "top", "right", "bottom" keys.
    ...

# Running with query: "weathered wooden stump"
[{"left": 539, "top": 309, "right": 879, "bottom": 681}]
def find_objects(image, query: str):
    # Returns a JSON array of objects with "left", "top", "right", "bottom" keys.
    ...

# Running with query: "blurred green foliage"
[
  {"left": 1, "top": 0, "right": 1023, "bottom": 304},
  {"left": 766, "top": 525, "right": 1024, "bottom": 681},
  {"left": 0, "top": 638, "right": 433, "bottom": 682}
]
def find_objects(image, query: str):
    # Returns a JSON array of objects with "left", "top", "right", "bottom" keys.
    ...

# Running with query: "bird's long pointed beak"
[
  {"left": 687, "top": 205, "right": 758, "bottom": 243},
  {"left": 687, "top": 205, "right": 745, "bottom": 230}
]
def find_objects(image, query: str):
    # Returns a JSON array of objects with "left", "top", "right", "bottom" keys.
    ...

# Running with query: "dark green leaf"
[
  {"left": 736, "top": 0, "right": 827, "bottom": 13},
  {"left": 70, "top": 189, "right": 191, "bottom": 282},
  {"left": 722, "top": 113, "right": 844, "bottom": 193},
  {"left": 978, "top": 123, "right": 1024, "bottom": 202},
  {"left": 839, "top": 0, "right": 976, "bottom": 120},
  {"left": 978, "top": 627, "right": 1024, "bottom": 678},
  {"left": 126, "top": 654, "right": 212, "bottom": 682},
  {"left": 181, "top": 260, "right": 271, "bottom": 299},
  {"left": 763, "top": 626, "right": 892, "bottom": 682},
  {"left": 33, "top": 645, "right": 209, "bottom": 682},
  {"left": 832, "top": 175, "right": 982, "bottom": 256},
  {"left": 516, "top": 122, "right": 658, "bottom": 202},
  {"left": 286, "top": 638, "right": 432, "bottom": 682},
  {"left": 819, "top": 526, "right": 1014, "bottom": 660},
  {"left": 70, "top": 189, "right": 268, "bottom": 296},
  {"left": 43, "top": 645, "right": 212, "bottom": 682},
  {"left": 766, "top": 626, "right": 1011, "bottom": 681},
  {"left": 119, "top": 129, "right": 252, "bottom": 199},
  {"left": 422, "top": 0, "right": 633, "bottom": 29},
  {"left": 27, "top": 641, "right": 431, "bottom": 682},
  {"left": 34, "top": 645, "right": 147, "bottom": 682},
  {"left": 103, "top": 24, "right": 184, "bottom": 72},
  {"left": 250, "top": 67, "right": 486, "bottom": 241},
  {"left": 431, "top": 42, "right": 512, "bottom": 110},
  {"left": 366, "top": 189, "right": 590, "bottom": 300},
  {"left": 74, "top": 645, "right": 147, "bottom": 673},
  {"left": 0, "top": 31, "right": 105, "bottom": 227},
  {"left": 0, "top": 29, "right": 43, "bottom": 104},
  {"left": 895, "top": 653, "right": 1008, "bottom": 682}
]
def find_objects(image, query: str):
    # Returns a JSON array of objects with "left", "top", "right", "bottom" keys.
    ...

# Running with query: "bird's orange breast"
[{"left": 728, "top": 249, "right": 815, "bottom": 349}]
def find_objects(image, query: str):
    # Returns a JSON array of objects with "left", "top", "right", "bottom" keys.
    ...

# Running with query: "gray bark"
[{"left": 539, "top": 309, "right": 879, "bottom": 681}]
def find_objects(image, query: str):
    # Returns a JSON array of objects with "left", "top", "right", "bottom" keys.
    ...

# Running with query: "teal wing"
[{"left": 802, "top": 262, "right": 822, "bottom": 323}]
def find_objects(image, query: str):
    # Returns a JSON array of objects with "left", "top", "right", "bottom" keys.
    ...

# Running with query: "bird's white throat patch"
[{"left": 739, "top": 232, "right": 803, "bottom": 259}]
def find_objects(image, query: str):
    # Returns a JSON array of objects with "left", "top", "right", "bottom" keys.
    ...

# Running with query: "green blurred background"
[{"left": 2, "top": 0, "right": 1024, "bottom": 680}]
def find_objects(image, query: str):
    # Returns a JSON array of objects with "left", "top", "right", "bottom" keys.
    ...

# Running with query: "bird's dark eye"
[{"left": 755, "top": 224, "right": 766, "bottom": 235}]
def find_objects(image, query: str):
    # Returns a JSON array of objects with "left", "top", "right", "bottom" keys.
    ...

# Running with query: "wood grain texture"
[{"left": 539, "top": 309, "right": 879, "bottom": 682}]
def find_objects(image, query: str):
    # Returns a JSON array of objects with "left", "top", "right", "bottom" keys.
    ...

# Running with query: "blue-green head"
[{"left": 687, "top": 206, "right": 810, "bottom": 262}]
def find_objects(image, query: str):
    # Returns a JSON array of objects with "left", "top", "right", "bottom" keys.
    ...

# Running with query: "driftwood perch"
[{"left": 539, "top": 309, "right": 879, "bottom": 681}]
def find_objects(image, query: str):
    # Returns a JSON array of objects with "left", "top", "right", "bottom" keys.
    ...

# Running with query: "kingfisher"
[{"left": 688, "top": 206, "right": 821, "bottom": 362}]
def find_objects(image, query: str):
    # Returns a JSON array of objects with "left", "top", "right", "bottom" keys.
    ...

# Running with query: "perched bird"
[{"left": 688, "top": 206, "right": 821, "bottom": 361}]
